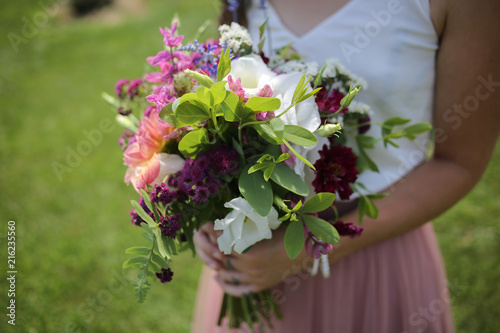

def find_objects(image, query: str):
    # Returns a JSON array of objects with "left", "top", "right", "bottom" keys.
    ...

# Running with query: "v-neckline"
[{"left": 265, "top": 0, "right": 356, "bottom": 40}]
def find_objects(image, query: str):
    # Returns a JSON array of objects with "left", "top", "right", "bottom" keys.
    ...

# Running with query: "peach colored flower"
[{"left": 124, "top": 110, "right": 184, "bottom": 191}]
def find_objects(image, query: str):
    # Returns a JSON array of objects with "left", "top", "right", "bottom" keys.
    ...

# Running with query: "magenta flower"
[{"left": 160, "top": 21, "right": 183, "bottom": 47}]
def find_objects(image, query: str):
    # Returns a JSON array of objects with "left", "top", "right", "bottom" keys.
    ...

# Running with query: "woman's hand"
[{"left": 193, "top": 222, "right": 309, "bottom": 296}]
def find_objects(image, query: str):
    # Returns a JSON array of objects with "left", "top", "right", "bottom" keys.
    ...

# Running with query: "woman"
[{"left": 193, "top": 0, "right": 500, "bottom": 331}]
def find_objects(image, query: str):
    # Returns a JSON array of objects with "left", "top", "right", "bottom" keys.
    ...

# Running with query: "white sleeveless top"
[{"left": 247, "top": 0, "right": 438, "bottom": 195}]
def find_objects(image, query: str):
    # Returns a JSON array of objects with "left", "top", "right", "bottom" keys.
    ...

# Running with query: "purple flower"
[
  {"left": 115, "top": 79, "right": 129, "bottom": 99},
  {"left": 192, "top": 186, "right": 210, "bottom": 203},
  {"left": 156, "top": 268, "right": 174, "bottom": 283},
  {"left": 304, "top": 225, "right": 333, "bottom": 259},
  {"left": 358, "top": 115, "right": 371, "bottom": 134},
  {"left": 160, "top": 22, "right": 184, "bottom": 47},
  {"left": 159, "top": 214, "right": 181, "bottom": 238},
  {"left": 208, "top": 146, "right": 240, "bottom": 178},
  {"left": 127, "top": 78, "right": 143, "bottom": 99}
]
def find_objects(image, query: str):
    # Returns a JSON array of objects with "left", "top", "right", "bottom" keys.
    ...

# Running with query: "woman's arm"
[
  {"left": 194, "top": 0, "right": 500, "bottom": 296},
  {"left": 330, "top": 0, "right": 500, "bottom": 262}
]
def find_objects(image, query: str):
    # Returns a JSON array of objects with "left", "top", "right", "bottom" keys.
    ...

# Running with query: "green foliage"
[{"left": 284, "top": 220, "right": 305, "bottom": 259}]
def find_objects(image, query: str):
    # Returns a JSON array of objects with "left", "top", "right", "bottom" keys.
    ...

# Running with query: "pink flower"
[
  {"left": 124, "top": 110, "right": 183, "bottom": 191},
  {"left": 160, "top": 21, "right": 183, "bottom": 47}
]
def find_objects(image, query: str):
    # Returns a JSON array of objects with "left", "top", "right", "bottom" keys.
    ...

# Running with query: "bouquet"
[{"left": 103, "top": 19, "right": 431, "bottom": 331}]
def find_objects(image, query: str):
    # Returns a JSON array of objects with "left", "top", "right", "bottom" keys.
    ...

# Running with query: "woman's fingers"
[
  {"left": 214, "top": 274, "right": 259, "bottom": 297},
  {"left": 193, "top": 227, "right": 225, "bottom": 270}
]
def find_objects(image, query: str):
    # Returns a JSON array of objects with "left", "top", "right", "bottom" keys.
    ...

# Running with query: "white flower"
[
  {"left": 227, "top": 55, "right": 322, "bottom": 132},
  {"left": 214, "top": 197, "right": 281, "bottom": 254},
  {"left": 275, "top": 60, "right": 319, "bottom": 78},
  {"left": 346, "top": 100, "right": 372, "bottom": 116},
  {"left": 219, "top": 22, "right": 253, "bottom": 54},
  {"left": 151, "top": 153, "right": 185, "bottom": 185}
]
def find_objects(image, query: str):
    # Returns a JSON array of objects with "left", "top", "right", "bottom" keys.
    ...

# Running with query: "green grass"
[{"left": 0, "top": 1, "right": 499, "bottom": 332}]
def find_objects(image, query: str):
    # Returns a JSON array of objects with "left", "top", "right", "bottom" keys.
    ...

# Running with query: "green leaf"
[
  {"left": 123, "top": 256, "right": 149, "bottom": 269},
  {"left": 302, "top": 215, "right": 340, "bottom": 245},
  {"left": 130, "top": 200, "right": 156, "bottom": 228},
  {"left": 238, "top": 165, "right": 273, "bottom": 217},
  {"left": 283, "top": 125, "right": 317, "bottom": 147},
  {"left": 270, "top": 118, "right": 285, "bottom": 140},
  {"left": 269, "top": 162, "right": 309, "bottom": 196},
  {"left": 356, "top": 147, "right": 379, "bottom": 173},
  {"left": 178, "top": 128, "right": 210, "bottom": 158},
  {"left": 358, "top": 195, "right": 379, "bottom": 223},
  {"left": 151, "top": 253, "right": 170, "bottom": 269},
  {"left": 217, "top": 48, "right": 232, "bottom": 82},
  {"left": 404, "top": 123, "right": 432, "bottom": 140},
  {"left": 356, "top": 135, "right": 377, "bottom": 149},
  {"left": 282, "top": 141, "right": 315, "bottom": 170},
  {"left": 340, "top": 85, "right": 361, "bottom": 108},
  {"left": 276, "top": 153, "right": 290, "bottom": 163},
  {"left": 210, "top": 81, "right": 228, "bottom": 105},
  {"left": 153, "top": 228, "right": 171, "bottom": 260},
  {"left": 284, "top": 220, "right": 305, "bottom": 260},
  {"left": 221, "top": 91, "right": 243, "bottom": 122},
  {"left": 174, "top": 102, "right": 210, "bottom": 126},
  {"left": 185, "top": 69, "right": 214, "bottom": 87},
  {"left": 301, "top": 193, "right": 336, "bottom": 213},
  {"left": 263, "top": 163, "right": 275, "bottom": 181},
  {"left": 133, "top": 277, "right": 151, "bottom": 303},
  {"left": 248, "top": 162, "right": 273, "bottom": 174},
  {"left": 125, "top": 247, "right": 151, "bottom": 255},
  {"left": 196, "top": 86, "right": 214, "bottom": 106},
  {"left": 245, "top": 96, "right": 281, "bottom": 112}
]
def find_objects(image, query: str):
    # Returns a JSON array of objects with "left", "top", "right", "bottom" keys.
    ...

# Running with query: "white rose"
[{"left": 214, "top": 197, "right": 281, "bottom": 255}]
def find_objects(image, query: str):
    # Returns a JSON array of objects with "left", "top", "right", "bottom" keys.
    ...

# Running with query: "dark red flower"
[
  {"left": 332, "top": 221, "right": 363, "bottom": 237},
  {"left": 315, "top": 87, "right": 345, "bottom": 114},
  {"left": 312, "top": 144, "right": 359, "bottom": 200}
]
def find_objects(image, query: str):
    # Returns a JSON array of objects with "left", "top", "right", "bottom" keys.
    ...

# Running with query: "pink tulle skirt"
[{"left": 192, "top": 223, "right": 455, "bottom": 333}]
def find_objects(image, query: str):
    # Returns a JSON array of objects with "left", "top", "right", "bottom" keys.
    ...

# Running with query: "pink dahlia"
[{"left": 124, "top": 110, "right": 184, "bottom": 191}]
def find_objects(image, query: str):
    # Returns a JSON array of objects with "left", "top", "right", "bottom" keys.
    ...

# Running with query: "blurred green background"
[{"left": 0, "top": 0, "right": 499, "bottom": 332}]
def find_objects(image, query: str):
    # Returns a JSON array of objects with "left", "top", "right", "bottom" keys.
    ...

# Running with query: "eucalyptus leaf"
[{"left": 284, "top": 220, "right": 305, "bottom": 260}]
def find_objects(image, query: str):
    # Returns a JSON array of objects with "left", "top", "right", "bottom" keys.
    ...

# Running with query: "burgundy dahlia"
[
  {"left": 315, "top": 87, "right": 345, "bottom": 114},
  {"left": 312, "top": 144, "right": 359, "bottom": 200}
]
